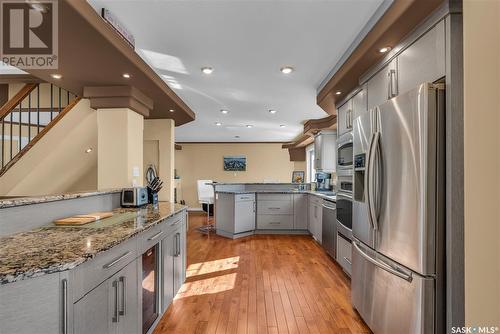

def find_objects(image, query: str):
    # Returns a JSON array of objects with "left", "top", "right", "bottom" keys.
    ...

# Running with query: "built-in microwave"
[{"left": 337, "top": 132, "right": 353, "bottom": 170}]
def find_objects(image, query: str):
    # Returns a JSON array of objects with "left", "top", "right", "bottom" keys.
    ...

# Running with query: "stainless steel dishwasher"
[{"left": 321, "top": 198, "right": 336, "bottom": 258}]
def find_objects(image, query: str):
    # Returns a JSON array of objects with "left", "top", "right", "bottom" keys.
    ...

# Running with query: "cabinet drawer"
[
  {"left": 162, "top": 214, "right": 185, "bottom": 237},
  {"left": 140, "top": 223, "right": 165, "bottom": 253},
  {"left": 71, "top": 236, "right": 138, "bottom": 302},
  {"left": 257, "top": 193, "right": 293, "bottom": 202},
  {"left": 257, "top": 215, "right": 293, "bottom": 229},
  {"left": 235, "top": 193, "right": 255, "bottom": 202},
  {"left": 336, "top": 234, "right": 352, "bottom": 275},
  {"left": 258, "top": 200, "right": 293, "bottom": 215}
]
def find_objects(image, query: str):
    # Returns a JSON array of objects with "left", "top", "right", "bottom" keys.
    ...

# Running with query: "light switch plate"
[{"left": 132, "top": 166, "right": 140, "bottom": 177}]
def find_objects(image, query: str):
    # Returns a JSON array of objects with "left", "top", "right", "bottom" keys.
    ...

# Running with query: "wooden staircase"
[{"left": 0, "top": 83, "right": 81, "bottom": 177}]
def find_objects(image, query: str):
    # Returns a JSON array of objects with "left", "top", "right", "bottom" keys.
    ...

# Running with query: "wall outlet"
[{"left": 132, "top": 166, "right": 140, "bottom": 177}]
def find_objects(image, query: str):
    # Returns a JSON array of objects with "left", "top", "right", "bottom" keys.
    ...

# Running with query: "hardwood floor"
[{"left": 153, "top": 213, "right": 371, "bottom": 334}]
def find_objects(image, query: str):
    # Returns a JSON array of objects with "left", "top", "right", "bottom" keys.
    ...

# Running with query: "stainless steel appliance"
[
  {"left": 337, "top": 132, "right": 353, "bottom": 171},
  {"left": 351, "top": 83, "right": 445, "bottom": 334},
  {"left": 121, "top": 187, "right": 148, "bottom": 207},
  {"left": 321, "top": 199, "right": 336, "bottom": 258},
  {"left": 315, "top": 172, "right": 332, "bottom": 191},
  {"left": 142, "top": 245, "right": 159, "bottom": 334}
]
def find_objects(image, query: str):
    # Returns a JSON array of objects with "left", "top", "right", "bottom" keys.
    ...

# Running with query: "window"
[{"left": 306, "top": 144, "right": 315, "bottom": 183}]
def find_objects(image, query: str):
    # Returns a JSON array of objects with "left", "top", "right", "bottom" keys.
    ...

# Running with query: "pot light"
[
  {"left": 85, "top": 148, "right": 93, "bottom": 153},
  {"left": 279, "top": 124, "right": 286, "bottom": 128},
  {"left": 220, "top": 109, "right": 229, "bottom": 114},
  {"left": 169, "top": 109, "right": 175, "bottom": 113},
  {"left": 122, "top": 73, "right": 131, "bottom": 79},
  {"left": 335, "top": 91, "right": 342, "bottom": 95},
  {"left": 246, "top": 125, "right": 253, "bottom": 128},
  {"left": 51, "top": 74, "right": 62, "bottom": 79},
  {"left": 201, "top": 67, "right": 214, "bottom": 74},
  {"left": 234, "top": 136, "right": 240, "bottom": 139},
  {"left": 280, "top": 66, "right": 294, "bottom": 74},
  {"left": 379, "top": 46, "right": 392, "bottom": 53},
  {"left": 215, "top": 122, "right": 222, "bottom": 126},
  {"left": 268, "top": 109, "right": 277, "bottom": 114}
]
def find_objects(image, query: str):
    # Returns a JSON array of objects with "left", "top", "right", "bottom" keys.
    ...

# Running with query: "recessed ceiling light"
[
  {"left": 122, "top": 73, "right": 131, "bottom": 79},
  {"left": 215, "top": 122, "right": 222, "bottom": 126},
  {"left": 246, "top": 125, "right": 253, "bottom": 128},
  {"left": 268, "top": 109, "right": 277, "bottom": 114},
  {"left": 279, "top": 124, "right": 286, "bottom": 128},
  {"left": 169, "top": 109, "right": 175, "bottom": 113},
  {"left": 220, "top": 109, "right": 229, "bottom": 114},
  {"left": 335, "top": 91, "right": 342, "bottom": 95},
  {"left": 51, "top": 74, "right": 62, "bottom": 79},
  {"left": 201, "top": 67, "right": 214, "bottom": 74},
  {"left": 234, "top": 136, "right": 240, "bottom": 139},
  {"left": 379, "top": 46, "right": 392, "bottom": 53},
  {"left": 280, "top": 66, "right": 294, "bottom": 74},
  {"left": 85, "top": 148, "right": 93, "bottom": 153}
]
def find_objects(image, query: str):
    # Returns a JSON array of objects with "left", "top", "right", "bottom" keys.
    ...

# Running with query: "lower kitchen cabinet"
[
  {"left": 0, "top": 272, "right": 66, "bottom": 334},
  {"left": 162, "top": 217, "right": 187, "bottom": 311},
  {"left": 308, "top": 196, "right": 323, "bottom": 243},
  {"left": 73, "top": 258, "right": 139, "bottom": 334},
  {"left": 293, "top": 194, "right": 308, "bottom": 230}
]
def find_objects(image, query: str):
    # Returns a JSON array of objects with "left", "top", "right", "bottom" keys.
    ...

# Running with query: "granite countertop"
[
  {"left": 215, "top": 190, "right": 336, "bottom": 201},
  {"left": 0, "top": 189, "right": 122, "bottom": 209},
  {"left": 0, "top": 202, "right": 186, "bottom": 285}
]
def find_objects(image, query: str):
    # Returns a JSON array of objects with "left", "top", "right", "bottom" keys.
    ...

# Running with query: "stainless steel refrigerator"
[{"left": 351, "top": 83, "right": 445, "bottom": 334}]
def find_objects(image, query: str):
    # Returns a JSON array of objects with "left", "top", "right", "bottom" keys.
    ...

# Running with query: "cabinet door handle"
[
  {"left": 269, "top": 222, "right": 281, "bottom": 225},
  {"left": 147, "top": 230, "right": 164, "bottom": 241},
  {"left": 253, "top": 201, "right": 256, "bottom": 213},
  {"left": 103, "top": 251, "right": 131, "bottom": 269},
  {"left": 268, "top": 207, "right": 281, "bottom": 210},
  {"left": 119, "top": 276, "right": 126, "bottom": 316},
  {"left": 174, "top": 233, "right": 181, "bottom": 257},
  {"left": 62, "top": 279, "right": 68, "bottom": 334},
  {"left": 343, "top": 257, "right": 352, "bottom": 265},
  {"left": 112, "top": 280, "right": 119, "bottom": 323},
  {"left": 170, "top": 220, "right": 181, "bottom": 226}
]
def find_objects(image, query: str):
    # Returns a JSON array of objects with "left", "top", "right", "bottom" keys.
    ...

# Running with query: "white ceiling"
[{"left": 88, "top": 0, "right": 385, "bottom": 142}]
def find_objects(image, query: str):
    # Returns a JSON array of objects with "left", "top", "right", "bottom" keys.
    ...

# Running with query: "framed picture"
[
  {"left": 223, "top": 155, "right": 246, "bottom": 171},
  {"left": 292, "top": 171, "right": 305, "bottom": 183}
]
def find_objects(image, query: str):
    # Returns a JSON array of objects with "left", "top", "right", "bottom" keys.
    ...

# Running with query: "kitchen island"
[
  {"left": 212, "top": 183, "right": 335, "bottom": 240},
  {"left": 0, "top": 191, "right": 187, "bottom": 334}
]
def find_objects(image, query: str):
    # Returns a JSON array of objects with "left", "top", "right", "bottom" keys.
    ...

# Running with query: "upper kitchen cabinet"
[
  {"left": 314, "top": 130, "right": 337, "bottom": 171},
  {"left": 337, "top": 100, "right": 352, "bottom": 136},
  {"left": 367, "top": 58, "right": 398, "bottom": 111},
  {"left": 397, "top": 20, "right": 445, "bottom": 94},
  {"left": 352, "top": 86, "right": 368, "bottom": 120}
]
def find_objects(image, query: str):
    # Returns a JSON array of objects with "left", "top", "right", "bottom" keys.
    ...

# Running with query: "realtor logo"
[{"left": 0, "top": 0, "right": 58, "bottom": 69}]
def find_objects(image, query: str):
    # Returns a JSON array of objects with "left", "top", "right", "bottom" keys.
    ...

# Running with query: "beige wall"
[
  {"left": 175, "top": 143, "right": 305, "bottom": 208},
  {"left": 0, "top": 99, "right": 97, "bottom": 195},
  {"left": 144, "top": 119, "right": 175, "bottom": 202},
  {"left": 97, "top": 108, "right": 144, "bottom": 189},
  {"left": 463, "top": 0, "right": 500, "bottom": 325}
]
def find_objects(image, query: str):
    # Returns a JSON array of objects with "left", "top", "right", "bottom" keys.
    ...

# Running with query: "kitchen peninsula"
[
  {"left": 213, "top": 183, "right": 335, "bottom": 240},
  {"left": 0, "top": 190, "right": 187, "bottom": 334}
]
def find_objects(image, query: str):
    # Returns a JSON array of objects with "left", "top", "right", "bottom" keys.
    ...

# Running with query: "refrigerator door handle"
[
  {"left": 365, "top": 131, "right": 375, "bottom": 230},
  {"left": 367, "top": 132, "right": 380, "bottom": 231},
  {"left": 353, "top": 241, "right": 412, "bottom": 282}
]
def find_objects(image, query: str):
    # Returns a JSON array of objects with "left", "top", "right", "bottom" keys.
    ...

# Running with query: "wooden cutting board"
[{"left": 54, "top": 212, "right": 113, "bottom": 226}]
